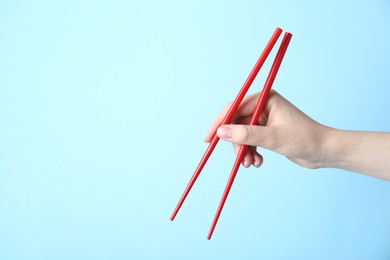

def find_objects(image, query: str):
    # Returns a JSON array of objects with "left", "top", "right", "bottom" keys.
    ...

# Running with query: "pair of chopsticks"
[{"left": 170, "top": 28, "right": 292, "bottom": 239}]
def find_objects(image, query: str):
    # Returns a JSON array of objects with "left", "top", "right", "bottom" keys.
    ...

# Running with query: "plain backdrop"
[{"left": 1, "top": 0, "right": 390, "bottom": 259}]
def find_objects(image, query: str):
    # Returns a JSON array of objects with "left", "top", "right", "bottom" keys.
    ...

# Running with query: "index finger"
[{"left": 203, "top": 93, "right": 261, "bottom": 143}]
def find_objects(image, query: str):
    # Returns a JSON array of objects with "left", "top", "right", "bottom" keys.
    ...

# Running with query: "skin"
[{"left": 204, "top": 90, "right": 390, "bottom": 181}]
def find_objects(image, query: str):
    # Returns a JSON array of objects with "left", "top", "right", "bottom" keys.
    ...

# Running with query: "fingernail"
[
  {"left": 243, "top": 160, "right": 250, "bottom": 168},
  {"left": 253, "top": 159, "right": 260, "bottom": 168},
  {"left": 217, "top": 126, "right": 232, "bottom": 139}
]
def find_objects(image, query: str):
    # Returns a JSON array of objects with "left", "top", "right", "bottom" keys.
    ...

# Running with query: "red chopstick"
[
  {"left": 207, "top": 32, "right": 293, "bottom": 239},
  {"left": 170, "top": 28, "right": 293, "bottom": 239},
  {"left": 170, "top": 28, "right": 283, "bottom": 221}
]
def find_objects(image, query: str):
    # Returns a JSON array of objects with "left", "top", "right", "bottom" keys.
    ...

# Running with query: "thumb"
[{"left": 216, "top": 124, "right": 277, "bottom": 150}]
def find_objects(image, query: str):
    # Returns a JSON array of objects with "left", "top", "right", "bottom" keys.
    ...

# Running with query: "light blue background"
[{"left": 1, "top": 0, "right": 390, "bottom": 259}]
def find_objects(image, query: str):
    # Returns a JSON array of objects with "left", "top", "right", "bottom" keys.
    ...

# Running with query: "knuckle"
[
  {"left": 237, "top": 125, "right": 250, "bottom": 144},
  {"left": 219, "top": 101, "right": 233, "bottom": 118},
  {"left": 223, "top": 101, "right": 233, "bottom": 112}
]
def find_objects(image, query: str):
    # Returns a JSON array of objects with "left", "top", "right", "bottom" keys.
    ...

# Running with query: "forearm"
[{"left": 321, "top": 128, "right": 390, "bottom": 181}]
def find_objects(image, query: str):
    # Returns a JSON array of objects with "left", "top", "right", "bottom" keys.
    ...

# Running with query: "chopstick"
[
  {"left": 207, "top": 32, "right": 293, "bottom": 239},
  {"left": 170, "top": 28, "right": 293, "bottom": 239},
  {"left": 170, "top": 28, "right": 283, "bottom": 221}
]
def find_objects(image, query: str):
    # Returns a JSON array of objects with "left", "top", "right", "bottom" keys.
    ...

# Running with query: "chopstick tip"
[{"left": 207, "top": 227, "right": 215, "bottom": 240}]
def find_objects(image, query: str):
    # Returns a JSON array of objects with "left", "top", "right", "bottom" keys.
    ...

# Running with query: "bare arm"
[{"left": 322, "top": 129, "right": 390, "bottom": 180}]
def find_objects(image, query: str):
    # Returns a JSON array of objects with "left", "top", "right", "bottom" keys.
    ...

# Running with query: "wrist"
[{"left": 318, "top": 126, "right": 345, "bottom": 169}]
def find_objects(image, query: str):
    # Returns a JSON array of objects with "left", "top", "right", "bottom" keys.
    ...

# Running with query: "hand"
[{"left": 204, "top": 90, "right": 328, "bottom": 169}]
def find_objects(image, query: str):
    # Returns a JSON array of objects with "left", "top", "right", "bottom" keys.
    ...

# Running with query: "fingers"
[
  {"left": 253, "top": 150, "right": 263, "bottom": 168},
  {"left": 217, "top": 124, "right": 277, "bottom": 151},
  {"left": 233, "top": 144, "right": 252, "bottom": 168},
  {"left": 203, "top": 102, "right": 232, "bottom": 143},
  {"left": 203, "top": 93, "right": 262, "bottom": 143},
  {"left": 233, "top": 144, "right": 264, "bottom": 168}
]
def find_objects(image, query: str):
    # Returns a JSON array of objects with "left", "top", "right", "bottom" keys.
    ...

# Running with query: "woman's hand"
[{"left": 204, "top": 90, "right": 327, "bottom": 169}]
